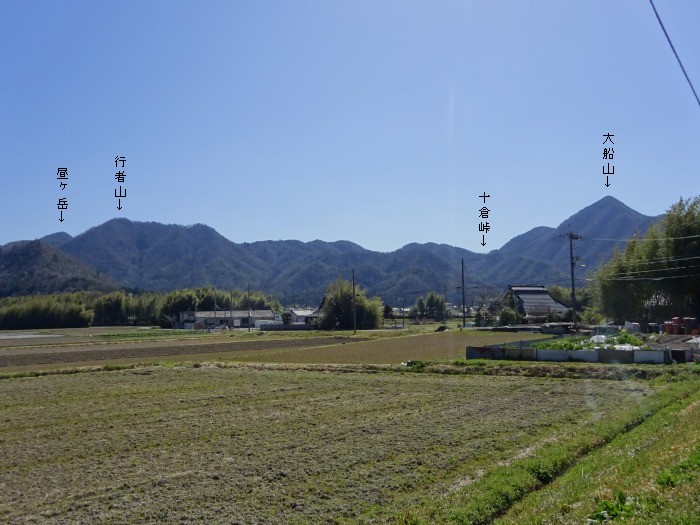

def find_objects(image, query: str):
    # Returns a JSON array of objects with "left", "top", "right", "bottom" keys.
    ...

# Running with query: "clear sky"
[{"left": 2, "top": 1, "right": 699, "bottom": 253}]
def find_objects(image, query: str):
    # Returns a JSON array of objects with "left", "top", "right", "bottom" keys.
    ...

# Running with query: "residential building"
[
  {"left": 179, "top": 309, "right": 277, "bottom": 329},
  {"left": 504, "top": 285, "right": 568, "bottom": 322},
  {"left": 290, "top": 308, "right": 320, "bottom": 325}
]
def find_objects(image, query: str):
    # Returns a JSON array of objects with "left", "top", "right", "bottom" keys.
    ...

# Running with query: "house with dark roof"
[{"left": 504, "top": 285, "right": 568, "bottom": 322}]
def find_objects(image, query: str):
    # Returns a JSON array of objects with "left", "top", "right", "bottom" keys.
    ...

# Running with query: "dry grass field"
[
  {"left": 1, "top": 327, "right": 697, "bottom": 524},
  {"left": 3, "top": 363, "right": 693, "bottom": 524}
]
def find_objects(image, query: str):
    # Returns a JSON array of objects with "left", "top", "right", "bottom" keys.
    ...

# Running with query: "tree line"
[
  {"left": 0, "top": 287, "right": 281, "bottom": 330},
  {"left": 0, "top": 292, "right": 96, "bottom": 330}
]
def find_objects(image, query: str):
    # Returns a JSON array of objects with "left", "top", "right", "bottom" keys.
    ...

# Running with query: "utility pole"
[
  {"left": 443, "top": 284, "right": 448, "bottom": 327},
  {"left": 563, "top": 230, "right": 581, "bottom": 330},
  {"left": 247, "top": 283, "right": 251, "bottom": 332},
  {"left": 461, "top": 258, "right": 466, "bottom": 330},
  {"left": 352, "top": 268, "right": 357, "bottom": 335}
]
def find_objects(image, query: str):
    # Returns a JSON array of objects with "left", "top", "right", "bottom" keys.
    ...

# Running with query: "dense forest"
[{"left": 0, "top": 287, "right": 281, "bottom": 330}]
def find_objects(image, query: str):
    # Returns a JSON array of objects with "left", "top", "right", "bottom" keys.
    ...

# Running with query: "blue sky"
[{"left": 2, "top": 1, "right": 699, "bottom": 253}]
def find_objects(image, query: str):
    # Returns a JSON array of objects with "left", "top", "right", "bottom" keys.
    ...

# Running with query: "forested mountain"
[
  {"left": 2, "top": 196, "right": 658, "bottom": 304},
  {"left": 487, "top": 196, "right": 657, "bottom": 285},
  {"left": 0, "top": 240, "right": 116, "bottom": 296}
]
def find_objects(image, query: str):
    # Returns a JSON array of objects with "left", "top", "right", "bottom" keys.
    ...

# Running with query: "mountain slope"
[
  {"left": 491, "top": 196, "right": 659, "bottom": 284},
  {"left": 59, "top": 219, "right": 268, "bottom": 292},
  {"left": 0, "top": 241, "right": 116, "bottom": 296}
]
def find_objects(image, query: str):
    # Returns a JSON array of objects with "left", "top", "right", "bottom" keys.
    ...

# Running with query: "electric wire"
[
  {"left": 595, "top": 273, "right": 700, "bottom": 282},
  {"left": 649, "top": 0, "right": 700, "bottom": 110},
  {"left": 606, "top": 254, "right": 700, "bottom": 266},
  {"left": 588, "top": 233, "right": 700, "bottom": 242},
  {"left": 600, "top": 263, "right": 700, "bottom": 278}
]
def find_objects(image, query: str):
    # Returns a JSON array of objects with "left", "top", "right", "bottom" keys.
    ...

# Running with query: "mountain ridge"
[{"left": 3, "top": 196, "right": 660, "bottom": 303}]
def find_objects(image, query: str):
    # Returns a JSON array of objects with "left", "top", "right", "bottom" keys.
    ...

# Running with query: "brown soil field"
[
  {"left": 0, "top": 330, "right": 547, "bottom": 372},
  {"left": 0, "top": 336, "right": 364, "bottom": 368}
]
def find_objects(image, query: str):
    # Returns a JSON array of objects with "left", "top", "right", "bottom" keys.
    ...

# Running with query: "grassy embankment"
[
  {"left": 390, "top": 366, "right": 699, "bottom": 524},
  {"left": 494, "top": 383, "right": 700, "bottom": 524}
]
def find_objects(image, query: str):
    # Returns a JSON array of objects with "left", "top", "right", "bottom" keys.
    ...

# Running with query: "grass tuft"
[{"left": 657, "top": 446, "right": 700, "bottom": 488}]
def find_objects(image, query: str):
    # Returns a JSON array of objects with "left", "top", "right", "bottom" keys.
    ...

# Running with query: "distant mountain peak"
[
  {"left": 557, "top": 196, "right": 648, "bottom": 231},
  {"left": 39, "top": 231, "right": 73, "bottom": 248},
  {"left": 595, "top": 195, "right": 624, "bottom": 205}
]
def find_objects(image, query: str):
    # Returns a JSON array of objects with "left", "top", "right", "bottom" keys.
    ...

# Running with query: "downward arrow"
[
  {"left": 59, "top": 210, "right": 64, "bottom": 222},
  {"left": 117, "top": 198, "right": 122, "bottom": 210},
  {"left": 605, "top": 176, "right": 610, "bottom": 188},
  {"left": 480, "top": 235, "right": 486, "bottom": 247}
]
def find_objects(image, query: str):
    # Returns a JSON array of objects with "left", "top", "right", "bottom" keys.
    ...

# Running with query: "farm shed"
[{"left": 504, "top": 285, "right": 568, "bottom": 322}]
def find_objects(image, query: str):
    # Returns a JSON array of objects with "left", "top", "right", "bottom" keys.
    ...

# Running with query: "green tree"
[
  {"left": 547, "top": 285, "right": 572, "bottom": 308},
  {"left": 0, "top": 293, "right": 93, "bottom": 329},
  {"left": 424, "top": 292, "right": 446, "bottom": 321},
  {"left": 595, "top": 196, "right": 700, "bottom": 323},
  {"left": 662, "top": 197, "right": 700, "bottom": 315},
  {"left": 93, "top": 291, "right": 128, "bottom": 325},
  {"left": 497, "top": 306, "right": 521, "bottom": 326},
  {"left": 382, "top": 304, "right": 393, "bottom": 320},
  {"left": 580, "top": 306, "right": 604, "bottom": 325},
  {"left": 318, "top": 277, "right": 383, "bottom": 330},
  {"left": 474, "top": 291, "right": 494, "bottom": 327},
  {"left": 415, "top": 296, "right": 426, "bottom": 319},
  {"left": 132, "top": 293, "right": 164, "bottom": 325},
  {"left": 161, "top": 289, "right": 199, "bottom": 323}
]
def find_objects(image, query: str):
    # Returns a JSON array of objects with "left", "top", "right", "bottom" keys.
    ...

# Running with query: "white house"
[
  {"left": 290, "top": 308, "right": 320, "bottom": 325},
  {"left": 179, "top": 310, "right": 277, "bottom": 329}
]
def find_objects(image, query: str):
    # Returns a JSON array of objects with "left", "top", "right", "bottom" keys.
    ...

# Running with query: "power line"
[
  {"left": 594, "top": 272, "right": 700, "bottom": 282},
  {"left": 603, "top": 254, "right": 700, "bottom": 267},
  {"left": 649, "top": 0, "right": 700, "bottom": 110},
  {"left": 588, "top": 233, "right": 700, "bottom": 242},
  {"left": 601, "top": 263, "right": 700, "bottom": 278},
  {"left": 377, "top": 284, "right": 486, "bottom": 299},
  {"left": 611, "top": 254, "right": 700, "bottom": 267}
]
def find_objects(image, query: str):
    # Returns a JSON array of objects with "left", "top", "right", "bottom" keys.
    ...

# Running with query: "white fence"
[{"left": 467, "top": 346, "right": 678, "bottom": 364}]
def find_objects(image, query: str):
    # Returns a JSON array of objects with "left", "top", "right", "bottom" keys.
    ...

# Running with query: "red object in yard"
[
  {"left": 671, "top": 317, "right": 682, "bottom": 334},
  {"left": 664, "top": 322, "right": 673, "bottom": 334}
]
